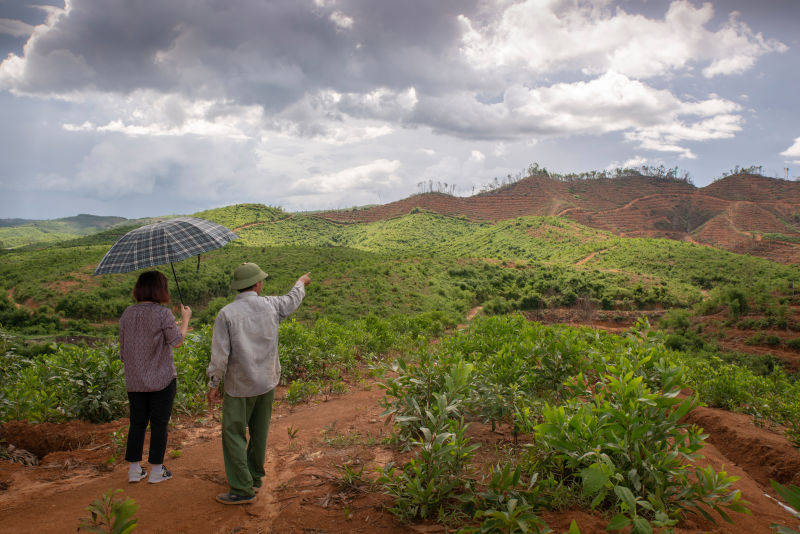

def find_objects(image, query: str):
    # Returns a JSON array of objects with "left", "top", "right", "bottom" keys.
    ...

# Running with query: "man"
[{"left": 207, "top": 262, "right": 311, "bottom": 505}]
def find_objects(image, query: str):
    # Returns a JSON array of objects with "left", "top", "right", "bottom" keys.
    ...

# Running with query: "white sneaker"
[
  {"left": 148, "top": 465, "right": 172, "bottom": 484},
  {"left": 128, "top": 466, "right": 147, "bottom": 483}
]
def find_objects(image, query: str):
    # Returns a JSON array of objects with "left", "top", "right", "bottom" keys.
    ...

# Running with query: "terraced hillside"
[{"left": 315, "top": 173, "right": 800, "bottom": 263}]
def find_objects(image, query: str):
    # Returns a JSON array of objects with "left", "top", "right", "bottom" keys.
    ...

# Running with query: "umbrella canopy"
[
  {"left": 94, "top": 217, "right": 239, "bottom": 302},
  {"left": 94, "top": 217, "right": 238, "bottom": 275}
]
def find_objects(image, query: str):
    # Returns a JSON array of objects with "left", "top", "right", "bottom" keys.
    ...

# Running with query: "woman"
[{"left": 119, "top": 270, "right": 191, "bottom": 484}]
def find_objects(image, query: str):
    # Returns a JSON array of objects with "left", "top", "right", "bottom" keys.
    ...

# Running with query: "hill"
[
  {"left": 6, "top": 173, "right": 800, "bottom": 264},
  {"left": 0, "top": 214, "right": 130, "bottom": 250},
  {"left": 5, "top": 206, "right": 792, "bottom": 340},
  {"left": 314, "top": 173, "right": 800, "bottom": 264}
]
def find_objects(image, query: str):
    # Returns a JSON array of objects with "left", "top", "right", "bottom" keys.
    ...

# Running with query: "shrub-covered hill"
[
  {"left": 192, "top": 203, "right": 288, "bottom": 230},
  {"left": 0, "top": 214, "right": 132, "bottom": 250},
  {"left": 1, "top": 204, "right": 797, "bottom": 339},
  {"left": 234, "top": 209, "right": 797, "bottom": 294}
]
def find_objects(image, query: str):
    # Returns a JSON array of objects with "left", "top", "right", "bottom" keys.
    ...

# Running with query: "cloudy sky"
[{"left": 1, "top": 0, "right": 798, "bottom": 220}]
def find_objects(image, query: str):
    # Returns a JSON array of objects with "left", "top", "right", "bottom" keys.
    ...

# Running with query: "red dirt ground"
[{"left": 1, "top": 368, "right": 799, "bottom": 534}]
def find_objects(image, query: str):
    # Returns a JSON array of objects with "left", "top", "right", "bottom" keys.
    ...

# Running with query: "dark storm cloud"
[{"left": 4, "top": 0, "right": 481, "bottom": 108}]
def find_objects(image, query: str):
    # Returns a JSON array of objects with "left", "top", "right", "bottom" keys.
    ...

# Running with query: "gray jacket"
[{"left": 207, "top": 281, "right": 305, "bottom": 397}]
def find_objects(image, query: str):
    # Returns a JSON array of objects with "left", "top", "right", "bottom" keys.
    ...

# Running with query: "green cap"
[{"left": 230, "top": 262, "right": 268, "bottom": 290}]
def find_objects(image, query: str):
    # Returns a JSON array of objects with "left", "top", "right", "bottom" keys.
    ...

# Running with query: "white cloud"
[
  {"left": 470, "top": 150, "right": 485, "bottom": 162},
  {"left": 330, "top": 11, "right": 354, "bottom": 30},
  {"left": 782, "top": 137, "right": 800, "bottom": 162},
  {"left": 493, "top": 142, "right": 507, "bottom": 157},
  {"left": 60, "top": 91, "right": 265, "bottom": 140},
  {"left": 339, "top": 87, "right": 418, "bottom": 119},
  {"left": 0, "top": 18, "right": 35, "bottom": 38},
  {"left": 419, "top": 71, "right": 741, "bottom": 155},
  {"left": 606, "top": 156, "right": 649, "bottom": 172},
  {"left": 458, "top": 0, "right": 786, "bottom": 79},
  {"left": 702, "top": 11, "right": 788, "bottom": 78},
  {"left": 292, "top": 159, "right": 402, "bottom": 194}
]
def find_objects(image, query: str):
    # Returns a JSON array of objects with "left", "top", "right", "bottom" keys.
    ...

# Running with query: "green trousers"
[{"left": 221, "top": 389, "right": 275, "bottom": 497}]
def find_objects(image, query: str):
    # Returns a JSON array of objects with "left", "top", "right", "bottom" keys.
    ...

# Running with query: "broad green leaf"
[
  {"left": 606, "top": 514, "right": 631, "bottom": 531},
  {"left": 581, "top": 465, "right": 609, "bottom": 496}
]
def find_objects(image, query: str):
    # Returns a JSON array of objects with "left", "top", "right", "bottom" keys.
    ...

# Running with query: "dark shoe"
[
  {"left": 216, "top": 492, "right": 256, "bottom": 505},
  {"left": 128, "top": 467, "right": 147, "bottom": 483},
  {"left": 148, "top": 465, "right": 172, "bottom": 484}
]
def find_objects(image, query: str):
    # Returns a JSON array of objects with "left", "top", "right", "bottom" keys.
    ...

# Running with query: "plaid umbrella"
[{"left": 94, "top": 217, "right": 239, "bottom": 303}]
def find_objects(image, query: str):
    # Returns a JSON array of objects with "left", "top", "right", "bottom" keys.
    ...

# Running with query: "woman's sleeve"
[
  {"left": 162, "top": 307, "right": 183, "bottom": 347},
  {"left": 118, "top": 314, "right": 126, "bottom": 361}
]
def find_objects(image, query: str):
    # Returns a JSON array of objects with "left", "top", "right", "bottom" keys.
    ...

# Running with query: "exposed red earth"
[{"left": 314, "top": 173, "right": 800, "bottom": 264}]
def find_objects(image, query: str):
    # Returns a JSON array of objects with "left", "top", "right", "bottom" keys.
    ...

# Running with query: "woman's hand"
[{"left": 174, "top": 305, "right": 193, "bottom": 347}]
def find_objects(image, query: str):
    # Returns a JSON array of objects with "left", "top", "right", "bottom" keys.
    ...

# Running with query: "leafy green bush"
[
  {"left": 285, "top": 380, "right": 321, "bottom": 404},
  {"left": 378, "top": 393, "right": 479, "bottom": 521},
  {"left": 457, "top": 464, "right": 550, "bottom": 534},
  {"left": 0, "top": 343, "right": 126, "bottom": 423},
  {"left": 532, "top": 356, "right": 747, "bottom": 531}
]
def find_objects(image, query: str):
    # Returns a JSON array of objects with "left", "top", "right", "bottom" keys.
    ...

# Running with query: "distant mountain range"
[
  {"left": 0, "top": 214, "right": 127, "bottom": 229},
  {"left": 0, "top": 214, "right": 152, "bottom": 249}
]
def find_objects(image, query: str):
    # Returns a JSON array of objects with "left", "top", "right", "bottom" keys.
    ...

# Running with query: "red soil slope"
[{"left": 315, "top": 173, "right": 800, "bottom": 263}]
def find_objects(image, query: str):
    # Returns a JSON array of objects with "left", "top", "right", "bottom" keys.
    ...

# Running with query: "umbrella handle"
[{"left": 171, "top": 263, "right": 184, "bottom": 305}]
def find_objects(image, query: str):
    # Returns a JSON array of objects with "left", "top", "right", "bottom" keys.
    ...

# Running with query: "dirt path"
[
  {"left": 575, "top": 249, "right": 607, "bottom": 266},
  {"left": 233, "top": 215, "right": 294, "bottom": 232},
  {"left": 0, "top": 384, "right": 405, "bottom": 534},
  {"left": 1, "top": 380, "right": 799, "bottom": 533}
]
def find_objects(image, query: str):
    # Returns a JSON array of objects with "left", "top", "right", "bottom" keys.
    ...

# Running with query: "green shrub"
[
  {"left": 285, "top": 380, "right": 320, "bottom": 404},
  {"left": 533, "top": 356, "right": 747, "bottom": 530},
  {"left": 378, "top": 394, "right": 479, "bottom": 521},
  {"left": 661, "top": 309, "right": 692, "bottom": 334}
]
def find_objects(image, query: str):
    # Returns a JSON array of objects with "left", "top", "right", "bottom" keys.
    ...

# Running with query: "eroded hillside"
[{"left": 315, "top": 173, "right": 800, "bottom": 263}]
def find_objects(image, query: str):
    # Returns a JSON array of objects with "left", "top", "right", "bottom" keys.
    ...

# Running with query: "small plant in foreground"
[
  {"left": 335, "top": 461, "right": 368, "bottom": 492},
  {"left": 77, "top": 489, "right": 138, "bottom": 534},
  {"left": 105, "top": 429, "right": 127, "bottom": 465},
  {"left": 457, "top": 463, "right": 550, "bottom": 534},
  {"left": 378, "top": 394, "right": 479, "bottom": 521}
]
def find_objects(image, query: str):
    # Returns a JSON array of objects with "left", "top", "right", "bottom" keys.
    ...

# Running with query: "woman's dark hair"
[{"left": 132, "top": 271, "right": 171, "bottom": 304}]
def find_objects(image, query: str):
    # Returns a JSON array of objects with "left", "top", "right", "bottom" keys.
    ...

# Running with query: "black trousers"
[{"left": 124, "top": 378, "right": 177, "bottom": 464}]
